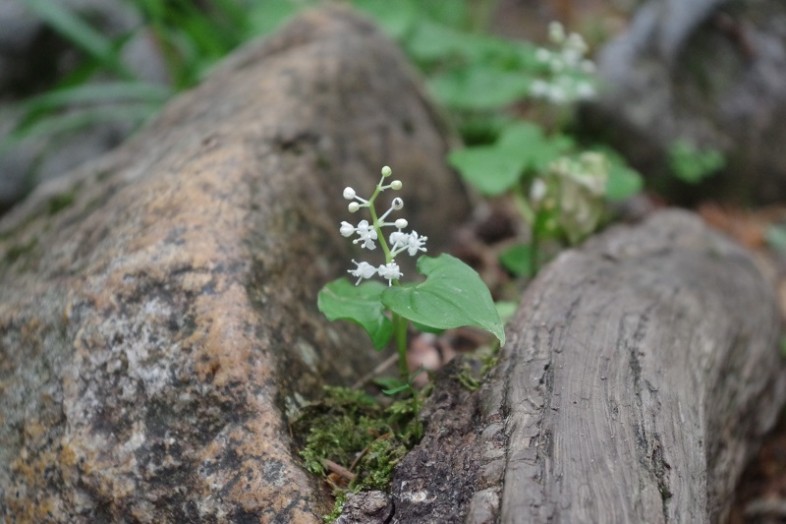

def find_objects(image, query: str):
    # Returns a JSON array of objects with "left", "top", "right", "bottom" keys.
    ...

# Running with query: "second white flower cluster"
[
  {"left": 530, "top": 21, "right": 597, "bottom": 104},
  {"left": 339, "top": 166, "right": 428, "bottom": 286}
]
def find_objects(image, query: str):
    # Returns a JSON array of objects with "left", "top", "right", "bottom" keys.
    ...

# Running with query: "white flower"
[
  {"left": 348, "top": 260, "right": 377, "bottom": 285},
  {"left": 394, "top": 218, "right": 408, "bottom": 229},
  {"left": 343, "top": 187, "right": 356, "bottom": 200},
  {"left": 378, "top": 262, "right": 403, "bottom": 285},
  {"left": 381, "top": 165, "right": 392, "bottom": 177},
  {"left": 339, "top": 221, "right": 355, "bottom": 237},
  {"left": 575, "top": 82, "right": 596, "bottom": 100},
  {"left": 390, "top": 180, "right": 402, "bottom": 190},
  {"left": 352, "top": 220, "right": 377, "bottom": 250},
  {"left": 547, "top": 85, "right": 565, "bottom": 104},
  {"left": 390, "top": 231, "right": 428, "bottom": 257},
  {"left": 548, "top": 21, "right": 565, "bottom": 43},
  {"left": 530, "top": 179, "right": 548, "bottom": 202},
  {"left": 404, "top": 231, "right": 428, "bottom": 256},
  {"left": 390, "top": 231, "right": 408, "bottom": 248},
  {"left": 530, "top": 79, "right": 549, "bottom": 97},
  {"left": 348, "top": 202, "right": 360, "bottom": 213}
]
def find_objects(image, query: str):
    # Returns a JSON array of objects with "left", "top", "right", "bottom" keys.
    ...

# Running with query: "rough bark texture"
[
  {"left": 0, "top": 6, "right": 468, "bottom": 523},
  {"left": 390, "top": 211, "right": 786, "bottom": 523}
]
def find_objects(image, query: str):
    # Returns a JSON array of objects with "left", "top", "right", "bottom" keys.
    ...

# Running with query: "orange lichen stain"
[
  {"left": 59, "top": 443, "right": 78, "bottom": 468},
  {"left": 23, "top": 420, "right": 47, "bottom": 445},
  {"left": 7, "top": 448, "right": 62, "bottom": 522}
]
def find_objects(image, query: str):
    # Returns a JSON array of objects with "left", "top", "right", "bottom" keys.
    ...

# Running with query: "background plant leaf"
[
  {"left": 382, "top": 254, "right": 505, "bottom": 344},
  {"left": 499, "top": 243, "right": 535, "bottom": 277},
  {"left": 448, "top": 145, "right": 526, "bottom": 195},
  {"left": 497, "top": 122, "right": 573, "bottom": 171}
]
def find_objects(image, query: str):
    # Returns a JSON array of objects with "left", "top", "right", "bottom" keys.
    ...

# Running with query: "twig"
[
  {"left": 321, "top": 459, "right": 357, "bottom": 482},
  {"left": 351, "top": 353, "right": 398, "bottom": 389}
]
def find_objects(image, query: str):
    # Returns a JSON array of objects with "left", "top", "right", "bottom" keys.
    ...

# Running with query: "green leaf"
[
  {"left": 494, "top": 301, "right": 518, "bottom": 323},
  {"left": 428, "top": 66, "right": 532, "bottom": 111},
  {"left": 353, "top": 0, "right": 419, "bottom": 39},
  {"left": 382, "top": 254, "right": 505, "bottom": 345},
  {"left": 247, "top": 0, "right": 307, "bottom": 36},
  {"left": 448, "top": 122, "right": 574, "bottom": 196},
  {"left": 499, "top": 243, "right": 535, "bottom": 277},
  {"left": 498, "top": 122, "right": 573, "bottom": 171},
  {"left": 373, "top": 377, "right": 413, "bottom": 396},
  {"left": 448, "top": 145, "right": 526, "bottom": 195},
  {"left": 20, "top": 0, "right": 131, "bottom": 78},
  {"left": 21, "top": 82, "right": 172, "bottom": 113},
  {"left": 605, "top": 161, "right": 643, "bottom": 201},
  {"left": 587, "top": 146, "right": 643, "bottom": 201},
  {"left": 668, "top": 140, "right": 725, "bottom": 184},
  {"left": 318, "top": 279, "right": 393, "bottom": 350}
]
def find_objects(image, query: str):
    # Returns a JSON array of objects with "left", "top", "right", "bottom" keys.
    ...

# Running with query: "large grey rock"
[
  {"left": 586, "top": 0, "right": 786, "bottom": 202},
  {"left": 0, "top": 6, "right": 467, "bottom": 522}
]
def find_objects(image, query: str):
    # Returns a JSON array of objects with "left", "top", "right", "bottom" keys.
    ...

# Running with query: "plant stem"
[
  {"left": 531, "top": 221, "right": 540, "bottom": 276},
  {"left": 393, "top": 314, "right": 409, "bottom": 379},
  {"left": 368, "top": 176, "right": 409, "bottom": 382}
]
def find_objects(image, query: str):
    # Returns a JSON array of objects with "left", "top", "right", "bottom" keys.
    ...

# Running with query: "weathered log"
[
  {"left": 0, "top": 6, "right": 467, "bottom": 523},
  {"left": 390, "top": 211, "right": 786, "bottom": 523}
]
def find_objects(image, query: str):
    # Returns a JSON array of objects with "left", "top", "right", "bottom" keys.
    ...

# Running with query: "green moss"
[
  {"left": 47, "top": 191, "right": 76, "bottom": 215},
  {"left": 293, "top": 386, "right": 424, "bottom": 521},
  {"left": 456, "top": 344, "right": 500, "bottom": 392}
]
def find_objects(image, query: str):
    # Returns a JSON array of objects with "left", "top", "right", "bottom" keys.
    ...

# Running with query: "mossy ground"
[{"left": 291, "top": 385, "right": 425, "bottom": 521}]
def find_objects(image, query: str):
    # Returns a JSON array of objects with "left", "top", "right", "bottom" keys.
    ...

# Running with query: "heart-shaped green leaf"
[
  {"left": 318, "top": 279, "right": 393, "bottom": 350},
  {"left": 382, "top": 254, "right": 505, "bottom": 345},
  {"left": 448, "top": 145, "right": 527, "bottom": 196},
  {"left": 498, "top": 122, "right": 574, "bottom": 172}
]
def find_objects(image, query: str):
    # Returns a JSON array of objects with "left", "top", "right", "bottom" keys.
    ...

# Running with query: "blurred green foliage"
[
  {"left": 12, "top": 0, "right": 643, "bottom": 278},
  {"left": 667, "top": 139, "right": 726, "bottom": 184}
]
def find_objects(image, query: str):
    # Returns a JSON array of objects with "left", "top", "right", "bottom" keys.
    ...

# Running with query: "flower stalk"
[{"left": 338, "top": 165, "right": 428, "bottom": 380}]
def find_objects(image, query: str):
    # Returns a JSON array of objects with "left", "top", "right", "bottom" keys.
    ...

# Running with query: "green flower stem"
[
  {"left": 367, "top": 178, "right": 409, "bottom": 381},
  {"left": 512, "top": 184, "right": 535, "bottom": 224},
  {"left": 367, "top": 191, "right": 392, "bottom": 263},
  {"left": 393, "top": 314, "right": 409, "bottom": 379},
  {"left": 513, "top": 184, "right": 540, "bottom": 274},
  {"left": 530, "top": 220, "right": 540, "bottom": 275}
]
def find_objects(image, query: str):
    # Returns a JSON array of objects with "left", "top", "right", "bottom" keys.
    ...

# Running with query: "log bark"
[
  {"left": 390, "top": 211, "right": 786, "bottom": 523},
  {"left": 0, "top": 6, "right": 467, "bottom": 523}
]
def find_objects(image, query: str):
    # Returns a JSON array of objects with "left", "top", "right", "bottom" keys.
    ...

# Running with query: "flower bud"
[
  {"left": 339, "top": 221, "right": 355, "bottom": 237},
  {"left": 381, "top": 165, "right": 392, "bottom": 178},
  {"left": 548, "top": 21, "right": 565, "bottom": 43},
  {"left": 390, "top": 180, "right": 402, "bottom": 190},
  {"left": 394, "top": 218, "right": 408, "bottom": 229},
  {"left": 348, "top": 202, "right": 360, "bottom": 213},
  {"left": 343, "top": 187, "right": 356, "bottom": 200},
  {"left": 391, "top": 197, "right": 404, "bottom": 210}
]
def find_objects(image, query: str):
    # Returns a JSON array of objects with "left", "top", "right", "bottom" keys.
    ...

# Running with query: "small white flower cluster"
[
  {"left": 530, "top": 21, "right": 597, "bottom": 104},
  {"left": 340, "top": 165, "right": 427, "bottom": 286},
  {"left": 529, "top": 152, "right": 609, "bottom": 244}
]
